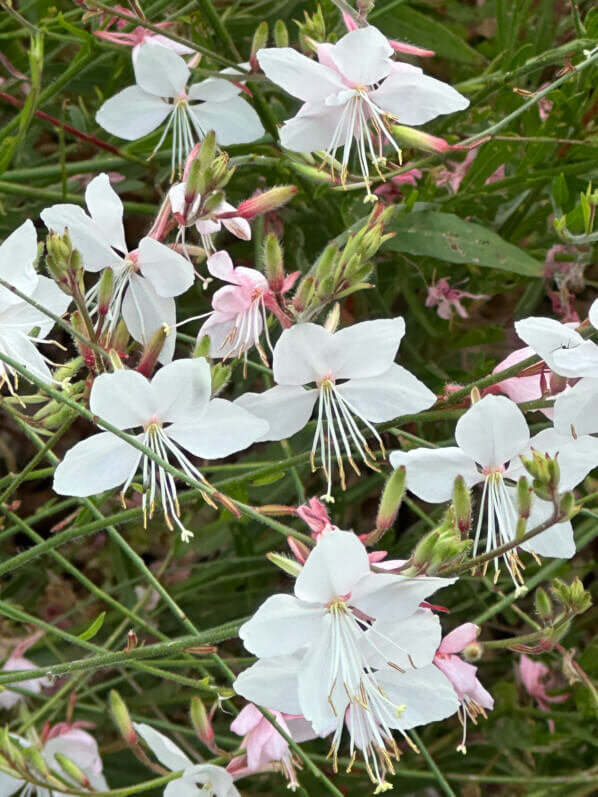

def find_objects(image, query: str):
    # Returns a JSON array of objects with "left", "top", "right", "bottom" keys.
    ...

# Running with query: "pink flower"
[
  {"left": 519, "top": 654, "right": 569, "bottom": 732},
  {"left": 425, "top": 277, "right": 488, "bottom": 320},
  {"left": 433, "top": 623, "right": 494, "bottom": 752},
  {"left": 436, "top": 149, "right": 504, "bottom": 194},
  {"left": 41, "top": 722, "right": 108, "bottom": 790},
  {"left": 0, "top": 633, "right": 51, "bottom": 710},
  {"left": 374, "top": 168, "right": 422, "bottom": 202},
  {"left": 228, "top": 703, "right": 314, "bottom": 788},
  {"left": 296, "top": 497, "right": 335, "bottom": 538},
  {"left": 94, "top": 7, "right": 194, "bottom": 63}
]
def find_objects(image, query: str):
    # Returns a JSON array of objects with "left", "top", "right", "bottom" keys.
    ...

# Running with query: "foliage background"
[{"left": 0, "top": 0, "right": 597, "bottom": 795}]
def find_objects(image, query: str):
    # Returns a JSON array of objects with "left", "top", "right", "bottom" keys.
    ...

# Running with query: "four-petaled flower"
[
  {"left": 96, "top": 45, "right": 264, "bottom": 173},
  {"left": 236, "top": 317, "right": 435, "bottom": 500},
  {"left": 257, "top": 26, "right": 468, "bottom": 193},
  {"left": 53, "top": 359, "right": 269, "bottom": 541}
]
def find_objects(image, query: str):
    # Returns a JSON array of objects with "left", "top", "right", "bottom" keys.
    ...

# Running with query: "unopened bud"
[
  {"left": 274, "top": 19, "right": 289, "bottom": 47},
  {"left": 546, "top": 457, "right": 560, "bottom": 490},
  {"left": 551, "top": 576, "right": 592, "bottom": 614},
  {"left": 97, "top": 267, "right": 114, "bottom": 317},
  {"left": 210, "top": 155, "right": 231, "bottom": 188},
  {"left": 251, "top": 21, "right": 269, "bottom": 67},
  {"left": 315, "top": 244, "right": 339, "bottom": 281},
  {"left": 263, "top": 234, "right": 284, "bottom": 291},
  {"left": 452, "top": 475, "right": 471, "bottom": 537},
  {"left": 54, "top": 752, "right": 89, "bottom": 787},
  {"left": 470, "top": 386, "right": 481, "bottom": 404},
  {"left": 211, "top": 362, "right": 231, "bottom": 395},
  {"left": 203, "top": 190, "right": 226, "bottom": 214},
  {"left": 534, "top": 587, "right": 553, "bottom": 622},
  {"left": 190, "top": 696, "right": 215, "bottom": 749},
  {"left": 370, "top": 466, "right": 406, "bottom": 542},
  {"left": 70, "top": 310, "right": 95, "bottom": 369},
  {"left": 237, "top": 185, "right": 297, "bottom": 219},
  {"left": 293, "top": 276, "right": 315, "bottom": 313},
  {"left": 194, "top": 334, "right": 212, "bottom": 359},
  {"left": 266, "top": 551, "right": 303, "bottom": 577},
  {"left": 0, "top": 731, "right": 25, "bottom": 771},
  {"left": 392, "top": 125, "right": 452, "bottom": 154},
  {"left": 515, "top": 516, "right": 527, "bottom": 540},
  {"left": 108, "top": 349, "right": 124, "bottom": 370},
  {"left": 136, "top": 325, "right": 169, "bottom": 378},
  {"left": 413, "top": 530, "right": 439, "bottom": 567},
  {"left": 198, "top": 131, "right": 216, "bottom": 173},
  {"left": 289, "top": 161, "right": 336, "bottom": 184},
  {"left": 185, "top": 158, "right": 202, "bottom": 202},
  {"left": 110, "top": 689, "right": 137, "bottom": 744},
  {"left": 517, "top": 476, "right": 532, "bottom": 519},
  {"left": 110, "top": 318, "right": 129, "bottom": 354},
  {"left": 559, "top": 490, "right": 577, "bottom": 519},
  {"left": 463, "top": 641, "right": 483, "bottom": 662},
  {"left": 287, "top": 536, "right": 310, "bottom": 564}
]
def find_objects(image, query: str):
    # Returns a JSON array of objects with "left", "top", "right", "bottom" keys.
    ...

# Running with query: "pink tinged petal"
[
  {"left": 211, "top": 284, "right": 251, "bottom": 315},
  {"left": 166, "top": 397, "right": 269, "bottom": 459},
  {"left": 516, "top": 493, "right": 575, "bottom": 559},
  {"left": 327, "top": 318, "right": 406, "bottom": 380},
  {"left": 257, "top": 48, "right": 345, "bottom": 102},
  {"left": 144, "top": 35, "right": 195, "bottom": 58},
  {"left": 90, "top": 369, "right": 156, "bottom": 428},
  {"left": 519, "top": 654, "right": 548, "bottom": 696},
  {"left": 438, "top": 623, "right": 480, "bottom": 655},
  {"left": 514, "top": 316, "right": 584, "bottom": 377},
  {"left": 188, "top": 75, "right": 242, "bottom": 102},
  {"left": 239, "top": 594, "right": 325, "bottom": 657},
  {"left": 455, "top": 394, "right": 529, "bottom": 469},
  {"left": 335, "top": 363, "right": 436, "bottom": 423},
  {"left": 137, "top": 237, "right": 194, "bottom": 297},
  {"left": 152, "top": 357, "right": 211, "bottom": 423},
  {"left": 43, "top": 729, "right": 106, "bottom": 786},
  {"left": 84, "top": 174, "right": 127, "bottom": 254},
  {"left": 259, "top": 723, "right": 289, "bottom": 768},
  {"left": 376, "top": 665, "right": 459, "bottom": 730},
  {"left": 230, "top": 704, "right": 263, "bottom": 736},
  {"left": 285, "top": 717, "right": 318, "bottom": 743},
  {"left": 554, "top": 378, "right": 598, "bottom": 436},
  {"left": 469, "top": 675, "right": 494, "bottom": 710},
  {"left": 329, "top": 26, "right": 393, "bottom": 86},
  {"left": 122, "top": 274, "right": 176, "bottom": 364},
  {"left": 133, "top": 723, "right": 191, "bottom": 771},
  {"left": 434, "top": 656, "right": 479, "bottom": 701},
  {"left": 0, "top": 219, "right": 38, "bottom": 298},
  {"left": 198, "top": 318, "right": 247, "bottom": 360},
  {"left": 295, "top": 529, "right": 370, "bottom": 603},
  {"left": 279, "top": 102, "right": 345, "bottom": 153},
  {"left": 389, "top": 446, "right": 481, "bottom": 503},
  {"left": 350, "top": 572, "right": 456, "bottom": 623},
  {"left": 0, "top": 657, "right": 48, "bottom": 709},
  {"left": 195, "top": 217, "right": 221, "bottom": 235},
  {"left": 189, "top": 97, "right": 264, "bottom": 146},
  {"left": 168, "top": 182, "right": 186, "bottom": 215},
  {"left": 133, "top": 44, "right": 189, "bottom": 97},
  {"left": 233, "top": 385, "right": 317, "bottom": 442},
  {"left": 363, "top": 610, "right": 441, "bottom": 670},
  {"left": 52, "top": 432, "right": 143, "bottom": 497},
  {"left": 369, "top": 71, "right": 469, "bottom": 125},
  {"left": 273, "top": 323, "right": 334, "bottom": 385},
  {"left": 96, "top": 86, "right": 172, "bottom": 140},
  {"left": 40, "top": 203, "right": 122, "bottom": 272},
  {"left": 222, "top": 215, "right": 251, "bottom": 240},
  {"left": 233, "top": 656, "right": 303, "bottom": 715},
  {"left": 206, "top": 250, "right": 236, "bottom": 282},
  {"left": 492, "top": 346, "right": 543, "bottom": 404},
  {"left": 0, "top": 330, "right": 53, "bottom": 384}
]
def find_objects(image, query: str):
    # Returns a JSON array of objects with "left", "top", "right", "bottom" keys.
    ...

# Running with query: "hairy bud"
[
  {"left": 190, "top": 696, "right": 216, "bottom": 750},
  {"left": 54, "top": 753, "right": 89, "bottom": 787},
  {"left": 110, "top": 689, "right": 137, "bottom": 744},
  {"left": 266, "top": 551, "right": 303, "bottom": 577},
  {"left": 274, "top": 19, "right": 289, "bottom": 47},
  {"left": 534, "top": 587, "right": 553, "bottom": 622},
  {"left": 452, "top": 475, "right": 471, "bottom": 537}
]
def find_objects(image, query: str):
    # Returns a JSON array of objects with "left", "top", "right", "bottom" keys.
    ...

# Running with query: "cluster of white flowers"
[{"left": 0, "top": 12, "right": 594, "bottom": 797}]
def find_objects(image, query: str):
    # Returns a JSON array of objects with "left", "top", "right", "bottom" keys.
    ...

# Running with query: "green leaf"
[
  {"left": 78, "top": 612, "right": 106, "bottom": 641},
  {"left": 384, "top": 211, "right": 543, "bottom": 276},
  {"left": 372, "top": 6, "right": 483, "bottom": 65},
  {"left": 552, "top": 173, "right": 570, "bottom": 211}
]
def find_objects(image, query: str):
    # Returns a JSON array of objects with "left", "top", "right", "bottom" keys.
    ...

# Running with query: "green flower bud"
[
  {"left": 198, "top": 131, "right": 217, "bottom": 172},
  {"left": 23, "top": 746, "right": 49, "bottom": 778},
  {"left": 203, "top": 190, "right": 226, "bottom": 214},
  {"left": 452, "top": 475, "right": 471, "bottom": 537},
  {"left": 251, "top": 21, "right": 269, "bottom": 59},
  {"left": 136, "top": 325, "right": 169, "bottom": 378},
  {"left": 190, "top": 696, "right": 215, "bottom": 749},
  {"left": 263, "top": 234, "right": 284, "bottom": 290},
  {"left": 274, "top": 19, "right": 289, "bottom": 47},
  {"left": 372, "top": 466, "right": 406, "bottom": 540},
  {"left": 211, "top": 363, "right": 231, "bottom": 395},
  {"left": 54, "top": 752, "right": 89, "bottom": 787},
  {"left": 517, "top": 476, "right": 532, "bottom": 519},
  {"left": 266, "top": 551, "right": 303, "bottom": 577},
  {"left": 534, "top": 587, "right": 553, "bottom": 622},
  {"left": 110, "top": 689, "right": 137, "bottom": 744},
  {"left": 293, "top": 276, "right": 315, "bottom": 313},
  {"left": 97, "top": 267, "right": 114, "bottom": 318}
]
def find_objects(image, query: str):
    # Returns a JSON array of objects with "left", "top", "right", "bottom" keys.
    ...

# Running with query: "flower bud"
[
  {"left": 110, "top": 689, "right": 137, "bottom": 744},
  {"left": 463, "top": 641, "right": 483, "bottom": 662},
  {"left": 211, "top": 155, "right": 232, "bottom": 188},
  {"left": 237, "top": 185, "right": 297, "bottom": 219},
  {"left": 198, "top": 130, "right": 217, "bottom": 173},
  {"left": 136, "top": 325, "right": 169, "bottom": 378},
  {"left": 274, "top": 19, "right": 289, "bottom": 47},
  {"left": 517, "top": 476, "right": 532, "bottom": 519},
  {"left": 263, "top": 234, "right": 284, "bottom": 291},
  {"left": 185, "top": 158, "right": 202, "bottom": 204},
  {"left": 546, "top": 456, "right": 560, "bottom": 491},
  {"left": 369, "top": 466, "right": 405, "bottom": 543},
  {"left": 53, "top": 357, "right": 83, "bottom": 383},
  {"left": 470, "top": 386, "right": 481, "bottom": 404},
  {"left": 203, "top": 190, "right": 226, "bottom": 215},
  {"left": 551, "top": 576, "right": 592, "bottom": 615},
  {"left": 287, "top": 536, "right": 310, "bottom": 564},
  {"left": 190, "top": 696, "right": 215, "bottom": 750},
  {"left": 315, "top": 244, "right": 339, "bottom": 282},
  {"left": 54, "top": 753, "right": 89, "bottom": 787},
  {"left": 452, "top": 475, "right": 471, "bottom": 537},
  {"left": 293, "top": 276, "right": 315, "bottom": 313},
  {"left": 391, "top": 125, "right": 452, "bottom": 154},
  {"left": 534, "top": 587, "right": 553, "bottom": 622},
  {"left": 559, "top": 490, "right": 577, "bottom": 519},
  {"left": 289, "top": 161, "right": 336, "bottom": 184},
  {"left": 70, "top": 310, "right": 95, "bottom": 369},
  {"left": 412, "top": 530, "right": 439, "bottom": 568},
  {"left": 0, "top": 730, "right": 25, "bottom": 771},
  {"left": 110, "top": 318, "right": 129, "bottom": 354},
  {"left": 211, "top": 363, "right": 232, "bottom": 395},
  {"left": 515, "top": 516, "right": 527, "bottom": 540},
  {"left": 266, "top": 551, "right": 303, "bottom": 577},
  {"left": 250, "top": 21, "right": 268, "bottom": 68},
  {"left": 97, "top": 267, "right": 114, "bottom": 318}
]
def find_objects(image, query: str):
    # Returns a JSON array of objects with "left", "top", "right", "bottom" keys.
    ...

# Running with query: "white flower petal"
[
  {"left": 177, "top": 765, "right": 239, "bottom": 797},
  {"left": 257, "top": 48, "right": 344, "bottom": 102},
  {"left": 239, "top": 594, "right": 325, "bottom": 657},
  {"left": 0, "top": 771, "right": 24, "bottom": 797},
  {"left": 516, "top": 493, "right": 575, "bottom": 559},
  {"left": 41, "top": 203, "right": 121, "bottom": 272},
  {"left": 295, "top": 530, "right": 370, "bottom": 604},
  {"left": 0, "top": 219, "right": 38, "bottom": 299},
  {"left": 390, "top": 446, "right": 481, "bottom": 502},
  {"left": 167, "top": 397, "right": 268, "bottom": 459},
  {"left": 363, "top": 609, "right": 441, "bottom": 670},
  {"left": 279, "top": 102, "right": 345, "bottom": 152},
  {"left": 328, "top": 27, "right": 393, "bottom": 86},
  {"left": 84, "top": 174, "right": 127, "bottom": 254},
  {"left": 206, "top": 250, "right": 235, "bottom": 281},
  {"left": 164, "top": 779, "right": 200, "bottom": 797},
  {"left": 133, "top": 723, "right": 191, "bottom": 771},
  {"left": 0, "top": 330, "right": 53, "bottom": 383},
  {"left": 96, "top": 86, "right": 172, "bottom": 140},
  {"left": 273, "top": 323, "right": 335, "bottom": 385},
  {"left": 336, "top": 363, "right": 436, "bottom": 423},
  {"left": 89, "top": 370, "right": 156, "bottom": 429},
  {"left": 137, "top": 237, "right": 194, "bottom": 297},
  {"left": 514, "top": 316, "right": 584, "bottom": 377},
  {"left": 152, "top": 358, "right": 211, "bottom": 423},
  {"left": 369, "top": 71, "right": 469, "bottom": 125},
  {"left": 351, "top": 572, "right": 455, "bottom": 623},
  {"left": 133, "top": 45, "right": 189, "bottom": 98},
  {"left": 376, "top": 665, "right": 459, "bottom": 729},
  {"left": 233, "top": 656, "right": 303, "bottom": 715},
  {"left": 188, "top": 76, "right": 242, "bottom": 102},
  {"left": 122, "top": 274, "right": 176, "bottom": 364},
  {"left": 327, "top": 318, "right": 406, "bottom": 380},
  {"left": 234, "top": 385, "right": 317, "bottom": 441},
  {"left": 189, "top": 96, "right": 264, "bottom": 145},
  {"left": 53, "top": 432, "right": 142, "bottom": 496},
  {"left": 589, "top": 299, "right": 598, "bottom": 330},
  {"left": 28, "top": 276, "right": 71, "bottom": 337},
  {"left": 455, "top": 395, "right": 529, "bottom": 468},
  {"left": 552, "top": 340, "right": 598, "bottom": 378}
]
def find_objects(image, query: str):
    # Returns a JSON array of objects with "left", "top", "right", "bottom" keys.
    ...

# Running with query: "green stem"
[{"left": 409, "top": 730, "right": 457, "bottom": 797}]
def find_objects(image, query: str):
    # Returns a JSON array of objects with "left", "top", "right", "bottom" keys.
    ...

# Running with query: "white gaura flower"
[
  {"left": 514, "top": 315, "right": 598, "bottom": 378},
  {"left": 0, "top": 220, "right": 70, "bottom": 391},
  {"left": 390, "top": 395, "right": 598, "bottom": 585},
  {"left": 41, "top": 173, "right": 194, "bottom": 364},
  {"left": 234, "top": 531, "right": 458, "bottom": 791},
  {"left": 96, "top": 45, "right": 264, "bottom": 172},
  {"left": 257, "top": 26, "right": 468, "bottom": 193},
  {"left": 236, "top": 318, "right": 435, "bottom": 500},
  {"left": 133, "top": 723, "right": 240, "bottom": 797},
  {"left": 53, "top": 359, "right": 268, "bottom": 541}
]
